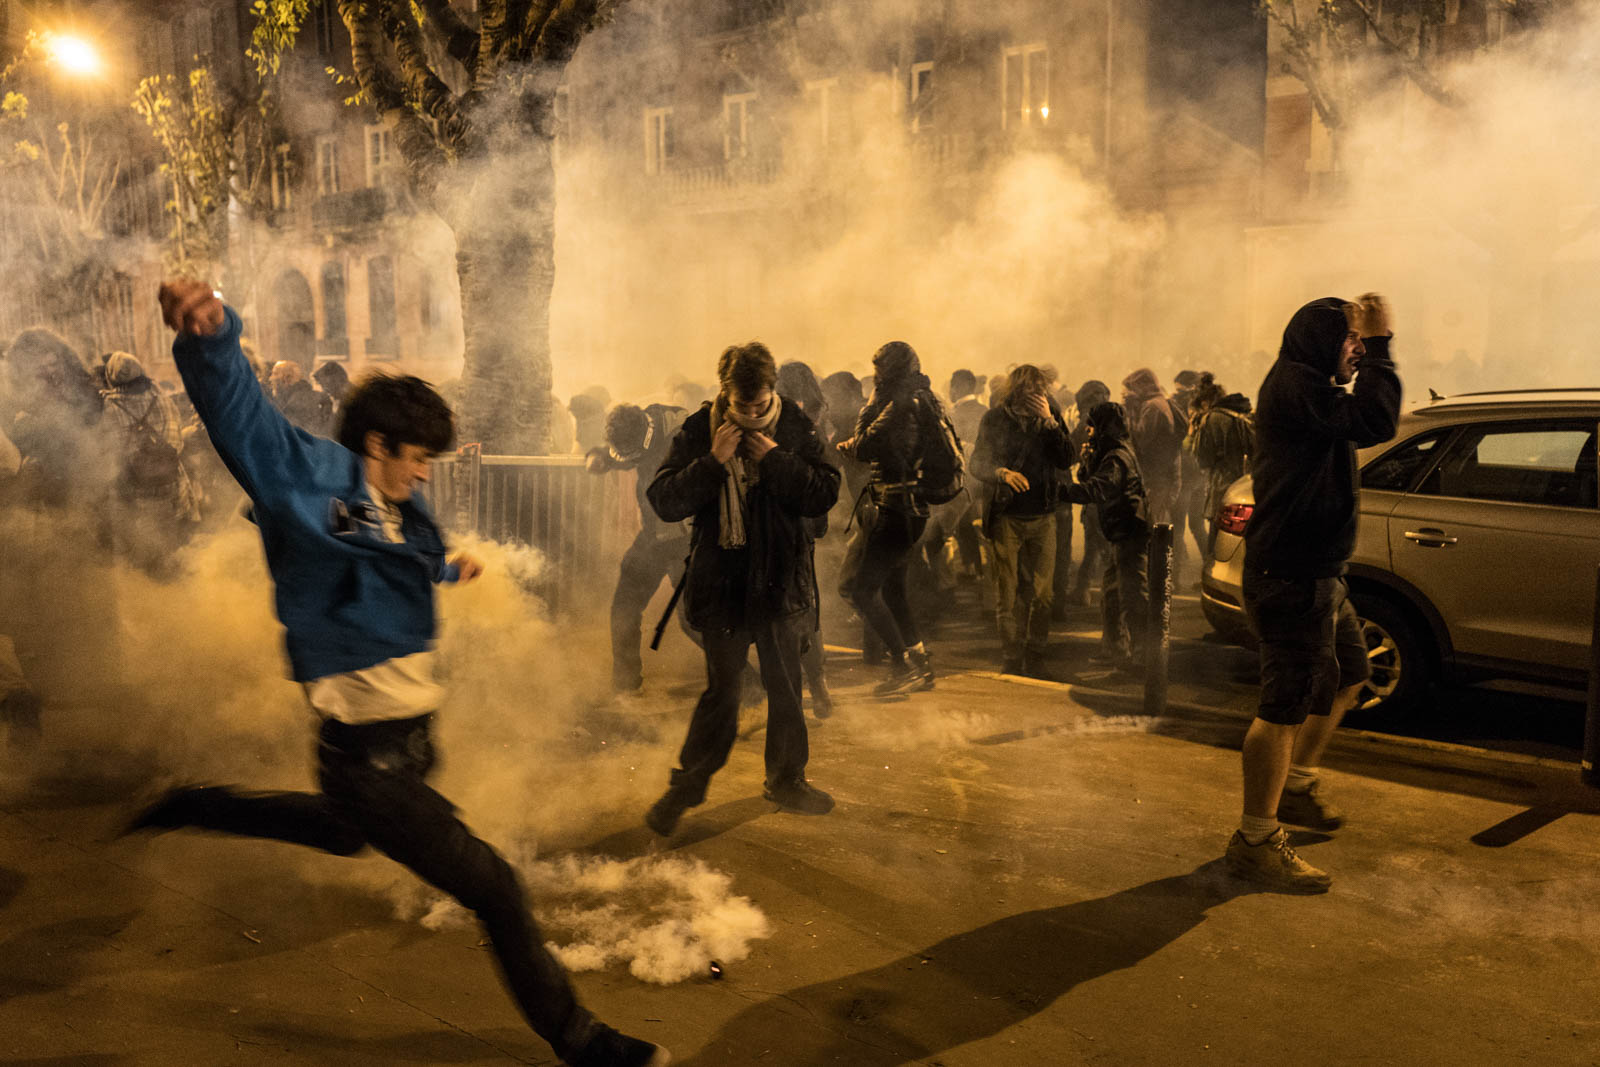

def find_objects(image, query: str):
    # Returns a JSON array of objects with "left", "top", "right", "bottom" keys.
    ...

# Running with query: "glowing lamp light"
[
  {"left": 1039, "top": 106, "right": 1050, "bottom": 122},
  {"left": 45, "top": 34, "right": 102, "bottom": 77}
]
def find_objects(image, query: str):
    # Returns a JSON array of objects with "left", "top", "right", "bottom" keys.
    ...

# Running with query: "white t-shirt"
[{"left": 304, "top": 480, "right": 444, "bottom": 723}]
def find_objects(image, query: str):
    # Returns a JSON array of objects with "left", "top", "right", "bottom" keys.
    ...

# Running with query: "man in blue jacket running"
[{"left": 126, "top": 280, "right": 668, "bottom": 1067}]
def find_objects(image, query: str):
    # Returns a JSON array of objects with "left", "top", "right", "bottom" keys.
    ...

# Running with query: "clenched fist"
[
  {"left": 159, "top": 279, "right": 225, "bottom": 337},
  {"left": 1356, "top": 292, "right": 1392, "bottom": 339}
]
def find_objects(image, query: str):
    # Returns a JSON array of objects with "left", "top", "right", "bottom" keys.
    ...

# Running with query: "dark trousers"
[
  {"left": 1051, "top": 503, "right": 1074, "bottom": 608},
  {"left": 161, "top": 715, "right": 595, "bottom": 1061},
  {"left": 610, "top": 530, "right": 697, "bottom": 691},
  {"left": 841, "top": 505, "right": 927, "bottom": 656},
  {"left": 1101, "top": 536, "right": 1150, "bottom": 658},
  {"left": 990, "top": 512, "right": 1056, "bottom": 661},
  {"left": 1076, "top": 505, "right": 1108, "bottom": 595},
  {"left": 670, "top": 615, "right": 809, "bottom": 800}
]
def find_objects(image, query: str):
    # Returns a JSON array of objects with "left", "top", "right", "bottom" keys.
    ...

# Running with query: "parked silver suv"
[{"left": 1200, "top": 390, "right": 1600, "bottom": 713}]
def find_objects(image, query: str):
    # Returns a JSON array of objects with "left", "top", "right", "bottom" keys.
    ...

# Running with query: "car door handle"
[{"left": 1403, "top": 528, "right": 1458, "bottom": 546}]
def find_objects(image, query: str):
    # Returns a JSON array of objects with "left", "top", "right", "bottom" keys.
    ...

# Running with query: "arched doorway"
[{"left": 273, "top": 269, "right": 315, "bottom": 372}]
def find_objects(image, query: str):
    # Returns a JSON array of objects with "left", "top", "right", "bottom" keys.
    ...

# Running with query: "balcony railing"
[{"left": 311, "top": 186, "right": 403, "bottom": 233}]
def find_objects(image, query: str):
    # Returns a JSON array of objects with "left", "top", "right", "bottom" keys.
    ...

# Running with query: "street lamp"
[{"left": 43, "top": 33, "right": 102, "bottom": 78}]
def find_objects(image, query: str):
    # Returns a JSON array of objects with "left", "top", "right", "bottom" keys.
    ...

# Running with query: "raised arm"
[{"left": 162, "top": 281, "right": 331, "bottom": 505}]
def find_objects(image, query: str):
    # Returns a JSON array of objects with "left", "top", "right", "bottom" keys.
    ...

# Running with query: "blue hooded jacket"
[{"left": 173, "top": 307, "right": 459, "bottom": 682}]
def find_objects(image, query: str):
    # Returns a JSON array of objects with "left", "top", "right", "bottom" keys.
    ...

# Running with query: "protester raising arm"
[{"left": 161, "top": 280, "right": 335, "bottom": 508}]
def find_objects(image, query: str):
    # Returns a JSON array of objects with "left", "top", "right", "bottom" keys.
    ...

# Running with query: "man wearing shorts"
[{"left": 1225, "top": 293, "right": 1400, "bottom": 893}]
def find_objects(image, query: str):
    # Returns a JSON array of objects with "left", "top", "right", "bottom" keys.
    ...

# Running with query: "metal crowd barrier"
[{"left": 425, "top": 446, "right": 641, "bottom": 616}]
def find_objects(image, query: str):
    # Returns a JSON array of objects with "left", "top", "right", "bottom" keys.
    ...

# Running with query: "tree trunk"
[{"left": 449, "top": 134, "right": 557, "bottom": 455}]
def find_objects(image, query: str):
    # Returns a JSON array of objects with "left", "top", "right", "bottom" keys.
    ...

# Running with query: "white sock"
[
  {"left": 1239, "top": 814, "right": 1279, "bottom": 845},
  {"left": 1286, "top": 765, "right": 1319, "bottom": 794}
]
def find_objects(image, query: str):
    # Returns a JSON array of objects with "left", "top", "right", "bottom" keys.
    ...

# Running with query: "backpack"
[
  {"left": 121, "top": 398, "right": 182, "bottom": 498},
  {"left": 911, "top": 394, "right": 966, "bottom": 505}
]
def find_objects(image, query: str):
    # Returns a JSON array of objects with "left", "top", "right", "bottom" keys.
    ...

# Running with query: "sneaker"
[
  {"left": 644, "top": 788, "right": 697, "bottom": 838},
  {"left": 1277, "top": 780, "right": 1345, "bottom": 832},
  {"left": 906, "top": 647, "right": 935, "bottom": 691},
  {"left": 763, "top": 778, "right": 834, "bottom": 815},
  {"left": 872, "top": 658, "right": 919, "bottom": 697},
  {"left": 570, "top": 1023, "right": 671, "bottom": 1067},
  {"left": 1224, "top": 828, "right": 1331, "bottom": 894}
]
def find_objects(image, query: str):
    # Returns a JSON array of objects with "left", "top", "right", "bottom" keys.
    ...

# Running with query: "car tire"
[{"left": 1349, "top": 594, "right": 1431, "bottom": 717}]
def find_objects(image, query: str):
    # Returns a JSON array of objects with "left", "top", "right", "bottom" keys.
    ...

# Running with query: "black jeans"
[
  {"left": 840, "top": 502, "right": 927, "bottom": 656},
  {"left": 669, "top": 615, "right": 809, "bottom": 801},
  {"left": 1075, "top": 505, "right": 1108, "bottom": 595},
  {"left": 1101, "top": 536, "right": 1150, "bottom": 658},
  {"left": 165, "top": 714, "right": 596, "bottom": 1061},
  {"left": 610, "top": 529, "right": 698, "bottom": 691}
]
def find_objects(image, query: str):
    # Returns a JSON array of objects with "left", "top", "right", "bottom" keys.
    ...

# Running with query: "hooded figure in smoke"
[
  {"left": 1059, "top": 400, "right": 1150, "bottom": 671},
  {"left": 1060, "top": 378, "right": 1112, "bottom": 606},
  {"left": 644, "top": 341, "right": 840, "bottom": 837},
  {"left": 97, "top": 351, "right": 200, "bottom": 574},
  {"left": 269, "top": 360, "right": 334, "bottom": 436},
  {"left": 312, "top": 360, "right": 352, "bottom": 416},
  {"left": 2, "top": 327, "right": 103, "bottom": 505},
  {"left": 1184, "top": 372, "right": 1254, "bottom": 533},
  {"left": 585, "top": 399, "right": 696, "bottom": 694},
  {"left": 836, "top": 341, "right": 947, "bottom": 696},
  {"left": 1225, "top": 293, "right": 1400, "bottom": 896}
]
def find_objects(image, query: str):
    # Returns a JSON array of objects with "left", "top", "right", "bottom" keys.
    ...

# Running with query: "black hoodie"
[
  {"left": 1244, "top": 297, "right": 1401, "bottom": 578},
  {"left": 1061, "top": 401, "right": 1149, "bottom": 543}
]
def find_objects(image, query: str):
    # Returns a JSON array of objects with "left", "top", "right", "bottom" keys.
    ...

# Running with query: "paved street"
[{"left": 3, "top": 594, "right": 1598, "bottom": 1066}]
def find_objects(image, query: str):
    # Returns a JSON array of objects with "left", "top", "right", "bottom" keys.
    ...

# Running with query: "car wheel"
[{"left": 1350, "top": 595, "right": 1431, "bottom": 716}]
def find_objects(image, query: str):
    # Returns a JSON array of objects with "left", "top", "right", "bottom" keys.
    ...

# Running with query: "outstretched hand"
[
  {"left": 449, "top": 553, "right": 484, "bottom": 583},
  {"left": 159, "top": 280, "right": 225, "bottom": 338}
]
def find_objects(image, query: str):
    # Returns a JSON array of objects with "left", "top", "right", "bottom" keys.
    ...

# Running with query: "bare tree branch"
[
  {"left": 531, "top": 0, "right": 601, "bottom": 67},
  {"left": 378, "top": 0, "right": 471, "bottom": 149},
  {"left": 1260, "top": 1, "right": 1345, "bottom": 132},
  {"left": 415, "top": 0, "right": 480, "bottom": 75},
  {"left": 1346, "top": 0, "right": 1463, "bottom": 110},
  {"left": 337, "top": 0, "right": 449, "bottom": 199}
]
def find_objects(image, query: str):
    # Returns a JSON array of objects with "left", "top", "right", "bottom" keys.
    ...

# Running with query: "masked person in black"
[
  {"left": 970, "top": 364, "right": 1075, "bottom": 677},
  {"left": 1225, "top": 294, "right": 1399, "bottom": 894},
  {"left": 643, "top": 343, "right": 840, "bottom": 837},
  {"left": 836, "top": 341, "right": 945, "bottom": 696},
  {"left": 586, "top": 402, "right": 693, "bottom": 694},
  {"left": 1059, "top": 401, "right": 1150, "bottom": 673},
  {"left": 775, "top": 360, "right": 835, "bottom": 719}
]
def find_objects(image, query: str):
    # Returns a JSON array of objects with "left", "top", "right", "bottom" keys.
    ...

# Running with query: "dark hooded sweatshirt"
[
  {"left": 1245, "top": 297, "right": 1401, "bottom": 579},
  {"left": 1061, "top": 402, "right": 1149, "bottom": 543}
]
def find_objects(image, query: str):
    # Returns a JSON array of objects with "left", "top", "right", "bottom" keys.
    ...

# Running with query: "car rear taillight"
[{"left": 1217, "top": 503, "right": 1254, "bottom": 535}]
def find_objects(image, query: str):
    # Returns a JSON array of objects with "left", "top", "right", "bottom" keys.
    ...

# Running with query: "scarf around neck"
[{"left": 710, "top": 393, "right": 783, "bottom": 548}]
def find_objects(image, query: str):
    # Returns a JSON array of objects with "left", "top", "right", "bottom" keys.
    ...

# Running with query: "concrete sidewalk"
[{"left": 3, "top": 646, "right": 1598, "bottom": 1066}]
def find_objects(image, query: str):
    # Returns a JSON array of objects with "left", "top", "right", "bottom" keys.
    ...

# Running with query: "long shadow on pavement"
[{"left": 676, "top": 861, "right": 1254, "bottom": 1066}]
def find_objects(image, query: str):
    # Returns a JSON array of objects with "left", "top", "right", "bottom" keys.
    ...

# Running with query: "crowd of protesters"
[{"left": 1, "top": 281, "right": 1399, "bottom": 1062}]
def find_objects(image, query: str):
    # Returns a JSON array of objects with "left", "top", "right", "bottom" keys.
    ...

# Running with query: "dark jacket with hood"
[
  {"left": 273, "top": 379, "right": 333, "bottom": 437},
  {"left": 648, "top": 402, "right": 840, "bottom": 631},
  {"left": 1245, "top": 297, "right": 1401, "bottom": 578},
  {"left": 970, "top": 394, "right": 1074, "bottom": 526},
  {"left": 589, "top": 403, "right": 688, "bottom": 540},
  {"left": 1121, "top": 368, "right": 1184, "bottom": 497},
  {"left": 847, "top": 341, "right": 945, "bottom": 515},
  {"left": 1061, "top": 402, "right": 1149, "bottom": 543}
]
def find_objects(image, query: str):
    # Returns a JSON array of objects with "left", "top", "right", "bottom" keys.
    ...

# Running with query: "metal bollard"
[
  {"left": 1584, "top": 567, "right": 1600, "bottom": 789},
  {"left": 1145, "top": 522, "right": 1173, "bottom": 717}
]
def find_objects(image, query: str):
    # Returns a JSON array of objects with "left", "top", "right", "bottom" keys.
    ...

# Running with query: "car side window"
[
  {"left": 1417, "top": 420, "right": 1598, "bottom": 508},
  {"left": 1361, "top": 430, "right": 1452, "bottom": 492}
]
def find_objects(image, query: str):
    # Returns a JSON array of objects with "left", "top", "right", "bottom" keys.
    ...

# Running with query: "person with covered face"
[
  {"left": 836, "top": 341, "right": 947, "bottom": 696},
  {"left": 970, "top": 364, "right": 1075, "bottom": 678},
  {"left": 586, "top": 400, "right": 692, "bottom": 694},
  {"left": 1058, "top": 400, "right": 1150, "bottom": 673},
  {"left": 1184, "top": 372, "right": 1254, "bottom": 542},
  {"left": 1225, "top": 294, "right": 1399, "bottom": 895},
  {"left": 643, "top": 342, "right": 840, "bottom": 837},
  {"left": 1063, "top": 379, "right": 1111, "bottom": 606},
  {"left": 126, "top": 281, "right": 668, "bottom": 1067}
]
